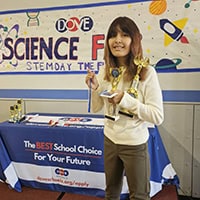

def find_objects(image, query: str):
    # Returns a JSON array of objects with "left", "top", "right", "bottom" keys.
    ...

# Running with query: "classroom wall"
[{"left": 0, "top": 0, "right": 199, "bottom": 198}]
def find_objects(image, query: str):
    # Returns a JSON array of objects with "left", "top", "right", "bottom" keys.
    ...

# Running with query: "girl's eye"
[{"left": 123, "top": 33, "right": 129, "bottom": 37}]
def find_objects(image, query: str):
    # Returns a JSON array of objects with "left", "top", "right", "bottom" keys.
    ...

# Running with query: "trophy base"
[
  {"left": 9, "top": 115, "right": 26, "bottom": 123},
  {"left": 18, "top": 115, "right": 26, "bottom": 123},
  {"left": 119, "top": 110, "right": 134, "bottom": 118},
  {"left": 105, "top": 114, "right": 119, "bottom": 121},
  {"left": 8, "top": 119, "right": 15, "bottom": 123}
]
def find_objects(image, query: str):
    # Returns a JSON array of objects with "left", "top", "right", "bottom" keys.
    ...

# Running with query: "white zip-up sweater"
[{"left": 91, "top": 65, "right": 164, "bottom": 145}]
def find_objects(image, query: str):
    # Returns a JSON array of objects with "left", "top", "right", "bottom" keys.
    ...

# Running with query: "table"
[{"left": 0, "top": 113, "right": 179, "bottom": 199}]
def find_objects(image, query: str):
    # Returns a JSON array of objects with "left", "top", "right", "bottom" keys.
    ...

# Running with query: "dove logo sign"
[
  {"left": 56, "top": 16, "right": 93, "bottom": 33},
  {"left": 55, "top": 168, "right": 69, "bottom": 177}
]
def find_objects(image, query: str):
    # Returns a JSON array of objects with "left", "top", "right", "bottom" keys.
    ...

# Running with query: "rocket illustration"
[{"left": 160, "top": 18, "right": 189, "bottom": 46}]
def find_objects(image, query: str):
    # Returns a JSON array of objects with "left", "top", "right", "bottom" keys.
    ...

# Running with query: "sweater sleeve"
[{"left": 119, "top": 66, "right": 164, "bottom": 125}]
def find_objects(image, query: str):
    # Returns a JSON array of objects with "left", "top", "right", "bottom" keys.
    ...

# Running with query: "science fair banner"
[
  {"left": 0, "top": 0, "right": 199, "bottom": 101},
  {"left": 0, "top": 0, "right": 200, "bottom": 74}
]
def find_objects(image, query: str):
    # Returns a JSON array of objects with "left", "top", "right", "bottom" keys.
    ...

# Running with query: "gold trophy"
[
  {"left": 119, "top": 56, "right": 149, "bottom": 117},
  {"left": 9, "top": 106, "right": 15, "bottom": 123},
  {"left": 17, "top": 99, "right": 23, "bottom": 119},
  {"left": 104, "top": 66, "right": 124, "bottom": 121},
  {"left": 14, "top": 104, "right": 19, "bottom": 122}
]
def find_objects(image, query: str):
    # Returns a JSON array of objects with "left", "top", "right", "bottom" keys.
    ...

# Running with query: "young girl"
[{"left": 85, "top": 16, "right": 164, "bottom": 200}]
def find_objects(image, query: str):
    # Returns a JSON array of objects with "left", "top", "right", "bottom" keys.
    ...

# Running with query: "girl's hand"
[
  {"left": 85, "top": 70, "right": 99, "bottom": 90},
  {"left": 108, "top": 90, "right": 124, "bottom": 104}
]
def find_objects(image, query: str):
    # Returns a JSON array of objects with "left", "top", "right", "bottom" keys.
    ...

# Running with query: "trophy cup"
[
  {"left": 103, "top": 66, "right": 124, "bottom": 121},
  {"left": 14, "top": 104, "right": 19, "bottom": 122},
  {"left": 119, "top": 56, "right": 149, "bottom": 117},
  {"left": 17, "top": 99, "right": 24, "bottom": 119},
  {"left": 9, "top": 106, "right": 15, "bottom": 123}
]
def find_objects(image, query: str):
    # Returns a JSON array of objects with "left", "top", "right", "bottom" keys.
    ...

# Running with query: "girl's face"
[{"left": 108, "top": 29, "right": 132, "bottom": 63}]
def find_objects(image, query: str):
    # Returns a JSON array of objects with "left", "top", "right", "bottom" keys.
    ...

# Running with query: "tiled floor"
[{"left": 0, "top": 181, "right": 178, "bottom": 200}]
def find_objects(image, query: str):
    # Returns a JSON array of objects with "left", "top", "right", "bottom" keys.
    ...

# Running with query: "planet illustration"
[
  {"left": 154, "top": 58, "right": 181, "bottom": 69},
  {"left": 153, "top": 58, "right": 200, "bottom": 73},
  {"left": 149, "top": 0, "right": 167, "bottom": 15}
]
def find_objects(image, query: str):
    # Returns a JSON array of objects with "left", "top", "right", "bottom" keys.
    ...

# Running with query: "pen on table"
[
  {"left": 48, "top": 120, "right": 58, "bottom": 127},
  {"left": 24, "top": 114, "right": 39, "bottom": 122}
]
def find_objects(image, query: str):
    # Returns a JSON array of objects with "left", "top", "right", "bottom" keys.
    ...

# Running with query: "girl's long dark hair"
[{"left": 104, "top": 16, "right": 146, "bottom": 82}]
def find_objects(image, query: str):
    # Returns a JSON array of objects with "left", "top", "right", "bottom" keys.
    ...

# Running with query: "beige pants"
[{"left": 104, "top": 136, "right": 150, "bottom": 200}]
